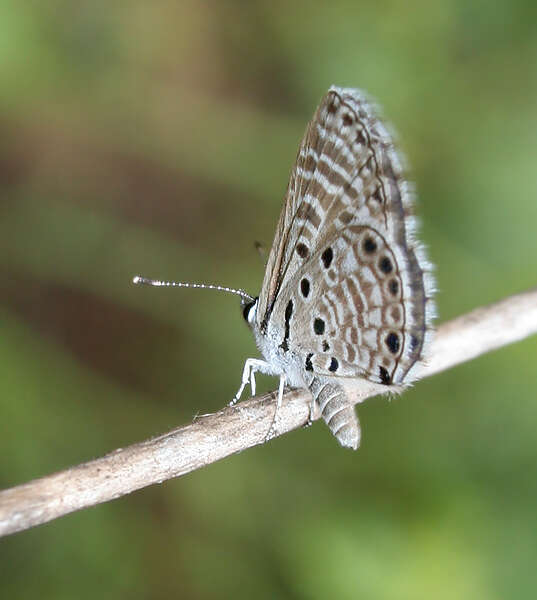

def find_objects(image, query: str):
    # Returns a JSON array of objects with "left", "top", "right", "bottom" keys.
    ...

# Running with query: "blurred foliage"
[{"left": 1, "top": 1, "right": 536, "bottom": 598}]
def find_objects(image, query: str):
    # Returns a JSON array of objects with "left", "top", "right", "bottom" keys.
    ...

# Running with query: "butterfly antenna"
[{"left": 132, "top": 275, "right": 255, "bottom": 302}]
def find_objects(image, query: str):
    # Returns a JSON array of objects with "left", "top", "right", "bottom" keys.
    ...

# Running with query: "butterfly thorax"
[{"left": 243, "top": 297, "right": 308, "bottom": 387}]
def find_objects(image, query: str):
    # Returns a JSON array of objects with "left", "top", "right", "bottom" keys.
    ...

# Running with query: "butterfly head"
[{"left": 241, "top": 296, "right": 258, "bottom": 327}]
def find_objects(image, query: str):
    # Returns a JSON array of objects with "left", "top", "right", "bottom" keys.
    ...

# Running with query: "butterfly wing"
[{"left": 257, "top": 87, "right": 435, "bottom": 386}]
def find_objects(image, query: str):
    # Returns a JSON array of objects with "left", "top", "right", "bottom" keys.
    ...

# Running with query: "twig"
[{"left": 1, "top": 288, "right": 536, "bottom": 537}]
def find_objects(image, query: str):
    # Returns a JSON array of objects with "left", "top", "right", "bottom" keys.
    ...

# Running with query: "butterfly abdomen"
[{"left": 310, "top": 377, "right": 361, "bottom": 449}]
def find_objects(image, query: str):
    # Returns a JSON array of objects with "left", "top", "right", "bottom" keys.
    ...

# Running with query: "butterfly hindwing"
[{"left": 257, "top": 87, "right": 435, "bottom": 387}]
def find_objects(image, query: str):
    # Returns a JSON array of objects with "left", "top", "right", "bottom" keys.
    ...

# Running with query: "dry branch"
[{"left": 1, "top": 288, "right": 537, "bottom": 537}]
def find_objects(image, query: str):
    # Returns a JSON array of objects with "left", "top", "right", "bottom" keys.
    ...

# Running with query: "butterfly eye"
[{"left": 242, "top": 298, "right": 258, "bottom": 325}]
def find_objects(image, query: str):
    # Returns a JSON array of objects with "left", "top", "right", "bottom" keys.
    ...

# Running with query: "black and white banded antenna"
[{"left": 132, "top": 275, "right": 255, "bottom": 303}]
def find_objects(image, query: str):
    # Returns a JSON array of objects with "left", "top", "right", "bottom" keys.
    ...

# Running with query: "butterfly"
[
  {"left": 233, "top": 86, "right": 435, "bottom": 449},
  {"left": 134, "top": 86, "right": 435, "bottom": 450}
]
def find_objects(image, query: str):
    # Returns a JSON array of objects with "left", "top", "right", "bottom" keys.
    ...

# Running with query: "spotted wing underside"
[{"left": 257, "top": 87, "right": 435, "bottom": 385}]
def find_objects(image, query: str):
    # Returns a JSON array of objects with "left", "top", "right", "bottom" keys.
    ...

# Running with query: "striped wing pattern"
[{"left": 254, "top": 87, "right": 435, "bottom": 448}]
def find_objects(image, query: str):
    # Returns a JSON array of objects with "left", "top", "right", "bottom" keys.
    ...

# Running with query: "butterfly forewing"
[{"left": 257, "top": 87, "right": 434, "bottom": 387}]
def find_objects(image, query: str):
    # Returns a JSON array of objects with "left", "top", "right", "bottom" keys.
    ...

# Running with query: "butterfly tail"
[{"left": 311, "top": 379, "right": 361, "bottom": 450}]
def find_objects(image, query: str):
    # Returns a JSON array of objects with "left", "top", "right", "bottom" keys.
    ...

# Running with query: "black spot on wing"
[
  {"left": 363, "top": 237, "right": 377, "bottom": 254},
  {"left": 385, "top": 332, "right": 400, "bottom": 354},
  {"left": 279, "top": 299, "right": 294, "bottom": 352},
  {"left": 321, "top": 247, "right": 333, "bottom": 269},
  {"left": 379, "top": 366, "right": 391, "bottom": 384},
  {"left": 296, "top": 243, "right": 309, "bottom": 258},
  {"left": 313, "top": 318, "right": 325, "bottom": 335},
  {"left": 379, "top": 256, "right": 393, "bottom": 274}
]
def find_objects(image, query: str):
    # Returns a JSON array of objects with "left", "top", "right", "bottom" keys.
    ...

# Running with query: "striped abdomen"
[{"left": 310, "top": 378, "right": 361, "bottom": 450}]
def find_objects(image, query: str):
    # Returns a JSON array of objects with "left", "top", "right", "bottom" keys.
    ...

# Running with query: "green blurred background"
[{"left": 1, "top": 1, "right": 537, "bottom": 598}]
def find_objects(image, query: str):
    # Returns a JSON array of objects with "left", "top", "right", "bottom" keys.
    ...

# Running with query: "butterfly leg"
[
  {"left": 264, "top": 374, "right": 286, "bottom": 443},
  {"left": 304, "top": 395, "right": 316, "bottom": 429},
  {"left": 230, "top": 358, "right": 273, "bottom": 406},
  {"left": 276, "top": 374, "right": 285, "bottom": 408}
]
